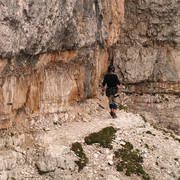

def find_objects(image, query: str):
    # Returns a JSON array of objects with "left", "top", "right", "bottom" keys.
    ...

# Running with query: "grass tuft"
[{"left": 118, "top": 104, "right": 128, "bottom": 112}]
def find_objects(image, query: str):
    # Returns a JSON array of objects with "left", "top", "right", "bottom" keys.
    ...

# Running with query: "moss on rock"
[
  {"left": 71, "top": 142, "right": 88, "bottom": 171},
  {"left": 84, "top": 126, "right": 117, "bottom": 149}
]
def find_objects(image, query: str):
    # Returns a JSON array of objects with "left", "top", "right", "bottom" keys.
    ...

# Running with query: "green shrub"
[{"left": 114, "top": 141, "right": 150, "bottom": 180}]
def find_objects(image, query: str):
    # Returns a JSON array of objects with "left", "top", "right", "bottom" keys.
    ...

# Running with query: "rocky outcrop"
[
  {"left": 0, "top": 0, "right": 124, "bottom": 129},
  {"left": 113, "top": 0, "right": 180, "bottom": 94}
]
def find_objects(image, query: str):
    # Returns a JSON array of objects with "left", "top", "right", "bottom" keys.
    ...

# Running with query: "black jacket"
[{"left": 102, "top": 73, "right": 121, "bottom": 88}]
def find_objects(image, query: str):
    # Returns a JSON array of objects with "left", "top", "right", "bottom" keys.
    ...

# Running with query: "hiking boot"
[
  {"left": 110, "top": 112, "right": 117, "bottom": 118},
  {"left": 110, "top": 112, "right": 114, "bottom": 117},
  {"left": 113, "top": 113, "right": 117, "bottom": 118}
]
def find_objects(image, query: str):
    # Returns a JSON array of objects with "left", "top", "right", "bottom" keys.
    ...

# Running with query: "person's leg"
[
  {"left": 112, "top": 104, "right": 117, "bottom": 118},
  {"left": 108, "top": 96, "right": 114, "bottom": 117},
  {"left": 112, "top": 94, "right": 119, "bottom": 118},
  {"left": 112, "top": 105, "right": 117, "bottom": 112}
]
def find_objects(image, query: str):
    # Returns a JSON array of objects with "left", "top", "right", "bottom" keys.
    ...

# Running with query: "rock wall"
[
  {"left": 0, "top": 0, "right": 124, "bottom": 57},
  {"left": 0, "top": 0, "right": 124, "bottom": 129},
  {"left": 114, "top": 0, "right": 180, "bottom": 94}
]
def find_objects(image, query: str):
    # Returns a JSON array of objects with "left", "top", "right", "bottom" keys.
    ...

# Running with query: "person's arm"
[
  {"left": 119, "top": 84, "right": 125, "bottom": 88},
  {"left": 116, "top": 75, "right": 125, "bottom": 89}
]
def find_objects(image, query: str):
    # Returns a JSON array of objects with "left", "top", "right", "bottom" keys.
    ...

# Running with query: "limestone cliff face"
[
  {"left": 114, "top": 0, "right": 180, "bottom": 94},
  {"left": 0, "top": 0, "right": 124, "bottom": 129},
  {"left": 0, "top": 0, "right": 124, "bottom": 57}
]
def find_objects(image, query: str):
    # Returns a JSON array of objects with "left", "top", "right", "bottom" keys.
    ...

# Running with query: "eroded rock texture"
[
  {"left": 0, "top": 0, "right": 123, "bottom": 57},
  {"left": 114, "top": 0, "right": 180, "bottom": 94},
  {"left": 0, "top": 0, "right": 124, "bottom": 129}
]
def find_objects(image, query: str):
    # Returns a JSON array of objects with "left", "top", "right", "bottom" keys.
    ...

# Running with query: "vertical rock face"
[
  {"left": 0, "top": 0, "right": 124, "bottom": 129},
  {"left": 0, "top": 0, "right": 123, "bottom": 57},
  {"left": 114, "top": 0, "right": 180, "bottom": 94}
]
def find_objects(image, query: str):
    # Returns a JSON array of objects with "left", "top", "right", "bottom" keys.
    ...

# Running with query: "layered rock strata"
[
  {"left": 0, "top": 0, "right": 124, "bottom": 129},
  {"left": 114, "top": 0, "right": 180, "bottom": 94}
]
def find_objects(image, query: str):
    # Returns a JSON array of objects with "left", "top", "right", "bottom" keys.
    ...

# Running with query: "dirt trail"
[{"left": 38, "top": 110, "right": 137, "bottom": 146}]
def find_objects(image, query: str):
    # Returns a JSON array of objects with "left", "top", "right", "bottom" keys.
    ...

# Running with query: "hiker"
[{"left": 102, "top": 65, "right": 125, "bottom": 118}]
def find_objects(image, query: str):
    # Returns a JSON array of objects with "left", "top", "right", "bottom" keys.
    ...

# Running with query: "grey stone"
[
  {"left": 0, "top": 0, "right": 109, "bottom": 58},
  {"left": 35, "top": 155, "right": 57, "bottom": 173},
  {"left": 35, "top": 145, "right": 76, "bottom": 173},
  {"left": 114, "top": 0, "right": 180, "bottom": 93},
  {"left": 0, "top": 150, "right": 25, "bottom": 171}
]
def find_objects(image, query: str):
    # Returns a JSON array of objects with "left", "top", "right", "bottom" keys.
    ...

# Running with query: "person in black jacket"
[{"left": 102, "top": 65, "right": 125, "bottom": 118}]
